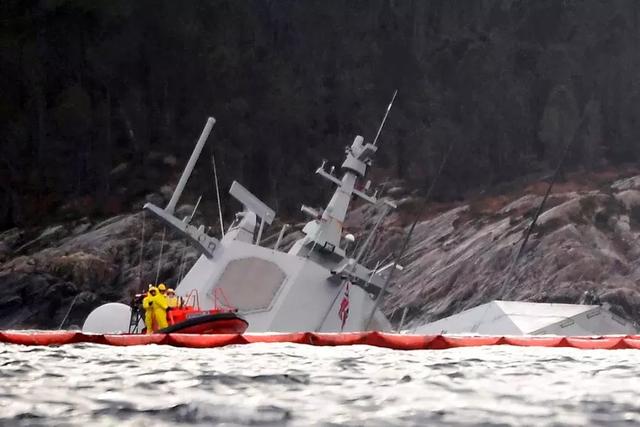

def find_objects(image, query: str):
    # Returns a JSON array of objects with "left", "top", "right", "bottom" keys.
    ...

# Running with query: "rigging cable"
[
  {"left": 497, "top": 112, "right": 586, "bottom": 299},
  {"left": 155, "top": 227, "right": 167, "bottom": 285},
  {"left": 354, "top": 204, "right": 393, "bottom": 262},
  {"left": 177, "top": 196, "right": 202, "bottom": 284},
  {"left": 365, "top": 143, "right": 453, "bottom": 329},
  {"left": 471, "top": 113, "right": 588, "bottom": 331},
  {"left": 212, "top": 153, "right": 225, "bottom": 238},
  {"left": 58, "top": 293, "right": 80, "bottom": 330},
  {"left": 138, "top": 211, "right": 146, "bottom": 287},
  {"left": 177, "top": 238, "right": 188, "bottom": 283},
  {"left": 315, "top": 90, "right": 400, "bottom": 331},
  {"left": 314, "top": 204, "right": 389, "bottom": 331}
]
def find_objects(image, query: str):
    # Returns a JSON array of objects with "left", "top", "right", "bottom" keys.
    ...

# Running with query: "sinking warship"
[{"left": 84, "top": 100, "right": 398, "bottom": 334}]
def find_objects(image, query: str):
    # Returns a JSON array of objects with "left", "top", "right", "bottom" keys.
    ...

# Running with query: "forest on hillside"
[{"left": 2, "top": 0, "right": 640, "bottom": 230}]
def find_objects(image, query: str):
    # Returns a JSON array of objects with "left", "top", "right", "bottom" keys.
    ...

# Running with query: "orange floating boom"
[{"left": 2, "top": 331, "right": 640, "bottom": 350}]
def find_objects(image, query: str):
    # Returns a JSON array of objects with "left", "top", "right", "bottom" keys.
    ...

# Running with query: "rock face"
[
  {"left": 3, "top": 174, "right": 640, "bottom": 331},
  {"left": 346, "top": 175, "right": 640, "bottom": 329},
  {"left": 0, "top": 211, "right": 199, "bottom": 329}
]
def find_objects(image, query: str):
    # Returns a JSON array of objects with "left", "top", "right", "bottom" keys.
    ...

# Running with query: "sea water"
[{"left": 1, "top": 343, "right": 638, "bottom": 426}]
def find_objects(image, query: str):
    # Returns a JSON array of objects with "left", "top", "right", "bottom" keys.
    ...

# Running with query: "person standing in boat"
[
  {"left": 153, "top": 284, "right": 170, "bottom": 330},
  {"left": 142, "top": 286, "right": 158, "bottom": 334},
  {"left": 166, "top": 288, "right": 180, "bottom": 308},
  {"left": 157, "top": 283, "right": 167, "bottom": 297}
]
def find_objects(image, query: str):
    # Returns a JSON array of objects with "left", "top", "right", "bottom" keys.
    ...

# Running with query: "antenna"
[
  {"left": 372, "top": 89, "right": 398, "bottom": 146},
  {"left": 212, "top": 152, "right": 225, "bottom": 238},
  {"left": 187, "top": 195, "right": 202, "bottom": 224},
  {"left": 166, "top": 117, "right": 216, "bottom": 214}
]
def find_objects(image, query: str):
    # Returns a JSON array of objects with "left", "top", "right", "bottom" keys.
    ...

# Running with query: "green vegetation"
[{"left": 2, "top": 1, "right": 640, "bottom": 229}]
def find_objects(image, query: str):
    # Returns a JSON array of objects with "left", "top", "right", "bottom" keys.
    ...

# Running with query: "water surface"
[{"left": 1, "top": 343, "right": 638, "bottom": 426}]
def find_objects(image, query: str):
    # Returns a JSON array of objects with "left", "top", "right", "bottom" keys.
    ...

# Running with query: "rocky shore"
[
  {"left": 3, "top": 173, "right": 640, "bottom": 330},
  {"left": 0, "top": 204, "right": 200, "bottom": 329},
  {"left": 347, "top": 174, "right": 640, "bottom": 329}
]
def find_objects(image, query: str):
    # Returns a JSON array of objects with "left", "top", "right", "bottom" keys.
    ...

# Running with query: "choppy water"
[{"left": 1, "top": 343, "right": 639, "bottom": 426}]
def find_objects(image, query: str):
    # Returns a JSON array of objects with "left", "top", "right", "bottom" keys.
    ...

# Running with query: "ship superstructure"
[{"left": 84, "top": 110, "right": 397, "bottom": 333}]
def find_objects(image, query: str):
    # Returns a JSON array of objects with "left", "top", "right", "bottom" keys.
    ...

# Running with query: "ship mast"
[{"left": 292, "top": 91, "right": 397, "bottom": 260}]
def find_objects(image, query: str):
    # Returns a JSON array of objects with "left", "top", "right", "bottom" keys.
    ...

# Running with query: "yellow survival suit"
[
  {"left": 166, "top": 288, "right": 179, "bottom": 308},
  {"left": 142, "top": 286, "right": 158, "bottom": 334},
  {"left": 153, "top": 283, "right": 169, "bottom": 330}
]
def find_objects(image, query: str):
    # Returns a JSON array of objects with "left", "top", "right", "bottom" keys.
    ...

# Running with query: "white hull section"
[{"left": 412, "top": 300, "right": 637, "bottom": 336}]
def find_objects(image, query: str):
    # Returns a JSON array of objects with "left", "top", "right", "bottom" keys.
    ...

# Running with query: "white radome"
[{"left": 82, "top": 303, "right": 133, "bottom": 334}]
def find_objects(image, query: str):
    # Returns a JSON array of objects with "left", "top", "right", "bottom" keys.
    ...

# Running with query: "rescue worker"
[
  {"left": 158, "top": 283, "right": 167, "bottom": 295},
  {"left": 152, "top": 283, "right": 169, "bottom": 330},
  {"left": 166, "top": 288, "right": 179, "bottom": 308},
  {"left": 142, "top": 286, "right": 158, "bottom": 334}
]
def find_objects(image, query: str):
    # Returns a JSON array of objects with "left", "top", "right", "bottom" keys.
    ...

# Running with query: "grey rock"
[
  {"left": 15, "top": 225, "right": 68, "bottom": 254},
  {"left": 144, "top": 193, "right": 164, "bottom": 207},
  {"left": 159, "top": 185, "right": 173, "bottom": 201},
  {"left": 612, "top": 175, "right": 640, "bottom": 191},
  {"left": 176, "top": 204, "right": 196, "bottom": 219},
  {"left": 0, "top": 210, "right": 197, "bottom": 329},
  {"left": 4, "top": 174, "right": 640, "bottom": 330},
  {"left": 386, "top": 186, "right": 406, "bottom": 197},
  {"left": 614, "top": 189, "right": 640, "bottom": 210},
  {"left": 348, "top": 183, "right": 640, "bottom": 329},
  {"left": 110, "top": 162, "right": 129, "bottom": 177}
]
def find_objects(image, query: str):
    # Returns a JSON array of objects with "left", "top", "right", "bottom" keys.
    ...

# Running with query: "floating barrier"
[{"left": 2, "top": 331, "right": 640, "bottom": 350}]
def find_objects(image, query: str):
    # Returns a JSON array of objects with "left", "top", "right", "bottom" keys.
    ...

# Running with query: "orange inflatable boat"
[{"left": 132, "top": 288, "right": 248, "bottom": 335}]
